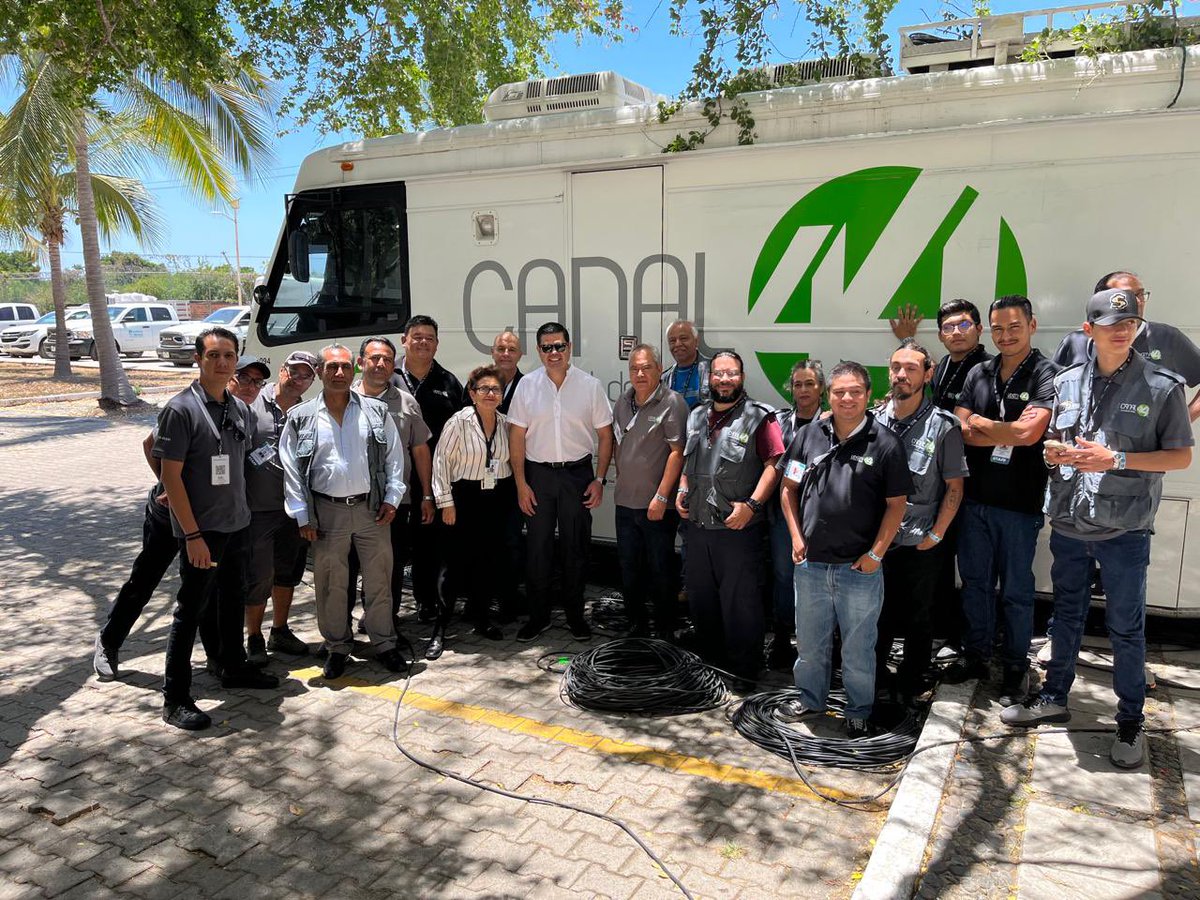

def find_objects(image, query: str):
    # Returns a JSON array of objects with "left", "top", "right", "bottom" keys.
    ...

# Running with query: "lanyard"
[
  {"left": 993, "top": 352, "right": 1035, "bottom": 420},
  {"left": 189, "top": 383, "right": 229, "bottom": 454},
  {"left": 706, "top": 398, "right": 742, "bottom": 445},
  {"left": 474, "top": 409, "right": 496, "bottom": 466},
  {"left": 1080, "top": 352, "right": 1133, "bottom": 436},
  {"left": 935, "top": 346, "right": 981, "bottom": 407},
  {"left": 886, "top": 398, "right": 931, "bottom": 440}
]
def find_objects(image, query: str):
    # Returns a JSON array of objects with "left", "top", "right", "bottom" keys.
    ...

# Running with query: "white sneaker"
[{"left": 1035, "top": 640, "right": 1053, "bottom": 668}]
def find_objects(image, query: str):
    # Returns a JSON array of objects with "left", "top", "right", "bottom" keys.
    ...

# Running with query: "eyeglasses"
[
  {"left": 236, "top": 373, "right": 266, "bottom": 388},
  {"left": 287, "top": 366, "right": 314, "bottom": 380},
  {"left": 1134, "top": 289, "right": 1150, "bottom": 301},
  {"left": 711, "top": 371, "right": 741, "bottom": 382},
  {"left": 940, "top": 321, "right": 976, "bottom": 335},
  {"left": 472, "top": 385, "right": 503, "bottom": 396},
  {"left": 539, "top": 342, "right": 569, "bottom": 354},
  {"left": 406, "top": 335, "right": 437, "bottom": 345}
]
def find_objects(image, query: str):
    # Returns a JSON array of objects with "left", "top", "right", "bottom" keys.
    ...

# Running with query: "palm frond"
[{"left": 79, "top": 172, "right": 165, "bottom": 249}]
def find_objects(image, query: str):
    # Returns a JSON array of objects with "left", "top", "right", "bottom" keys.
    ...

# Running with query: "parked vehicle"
[
  {"left": 45, "top": 302, "right": 179, "bottom": 360},
  {"left": 0, "top": 303, "right": 38, "bottom": 326},
  {"left": 0, "top": 307, "right": 90, "bottom": 357},
  {"left": 156, "top": 306, "right": 252, "bottom": 365},
  {"left": 245, "top": 6, "right": 1200, "bottom": 614}
]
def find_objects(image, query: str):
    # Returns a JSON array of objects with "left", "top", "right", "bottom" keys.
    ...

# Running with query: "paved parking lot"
[{"left": 0, "top": 407, "right": 896, "bottom": 898}]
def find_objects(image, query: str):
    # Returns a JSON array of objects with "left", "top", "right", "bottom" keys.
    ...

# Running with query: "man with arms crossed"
[
  {"left": 777, "top": 362, "right": 911, "bottom": 737},
  {"left": 1002, "top": 288, "right": 1192, "bottom": 768},
  {"left": 280, "top": 344, "right": 407, "bottom": 679},
  {"left": 508, "top": 322, "right": 614, "bottom": 642}
]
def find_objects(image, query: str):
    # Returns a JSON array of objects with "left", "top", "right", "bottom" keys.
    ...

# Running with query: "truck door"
[{"left": 570, "top": 167, "right": 666, "bottom": 543}]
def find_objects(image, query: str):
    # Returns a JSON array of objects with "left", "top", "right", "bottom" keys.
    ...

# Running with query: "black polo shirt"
[
  {"left": 932, "top": 344, "right": 992, "bottom": 412},
  {"left": 152, "top": 382, "right": 255, "bottom": 537},
  {"left": 394, "top": 357, "right": 465, "bottom": 445},
  {"left": 1054, "top": 322, "right": 1200, "bottom": 387},
  {"left": 779, "top": 413, "right": 913, "bottom": 564},
  {"left": 956, "top": 349, "right": 1058, "bottom": 515}
]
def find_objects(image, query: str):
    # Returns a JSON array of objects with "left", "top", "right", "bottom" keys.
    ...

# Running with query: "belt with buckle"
[
  {"left": 530, "top": 456, "right": 592, "bottom": 469},
  {"left": 313, "top": 491, "right": 369, "bottom": 505}
]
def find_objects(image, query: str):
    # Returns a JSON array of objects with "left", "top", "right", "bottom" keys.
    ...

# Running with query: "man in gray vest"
[
  {"left": 675, "top": 350, "right": 785, "bottom": 690},
  {"left": 279, "top": 344, "right": 407, "bottom": 680},
  {"left": 661, "top": 320, "right": 712, "bottom": 410},
  {"left": 1001, "top": 288, "right": 1193, "bottom": 769},
  {"left": 874, "top": 340, "right": 968, "bottom": 702}
]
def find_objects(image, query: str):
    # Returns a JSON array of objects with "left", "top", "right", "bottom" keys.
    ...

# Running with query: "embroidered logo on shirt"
[
  {"left": 1150, "top": 349, "right": 1162, "bottom": 361},
  {"left": 1019, "top": 391, "right": 1030, "bottom": 401},
  {"left": 911, "top": 437, "right": 936, "bottom": 454},
  {"left": 1137, "top": 404, "right": 1150, "bottom": 417},
  {"left": 851, "top": 454, "right": 875, "bottom": 466},
  {"left": 736, "top": 431, "right": 750, "bottom": 445},
  {"left": 1118, "top": 402, "right": 1151, "bottom": 418}
]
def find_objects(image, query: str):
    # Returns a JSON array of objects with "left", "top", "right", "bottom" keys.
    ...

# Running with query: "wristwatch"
[
  {"left": 744, "top": 497, "right": 763, "bottom": 514},
  {"left": 594, "top": 476, "right": 608, "bottom": 486}
]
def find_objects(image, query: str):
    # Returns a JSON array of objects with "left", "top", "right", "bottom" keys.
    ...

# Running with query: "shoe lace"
[{"left": 1116, "top": 722, "right": 1142, "bottom": 745}]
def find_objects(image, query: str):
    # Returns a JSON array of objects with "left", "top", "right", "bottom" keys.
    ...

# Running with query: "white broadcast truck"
[{"left": 245, "top": 5, "right": 1200, "bottom": 615}]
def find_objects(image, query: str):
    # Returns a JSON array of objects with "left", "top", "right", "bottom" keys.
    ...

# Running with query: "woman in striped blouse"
[{"left": 429, "top": 365, "right": 515, "bottom": 658}]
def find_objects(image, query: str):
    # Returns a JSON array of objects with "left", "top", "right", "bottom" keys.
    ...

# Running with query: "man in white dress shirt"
[
  {"left": 508, "top": 322, "right": 614, "bottom": 642},
  {"left": 279, "top": 344, "right": 407, "bottom": 679}
]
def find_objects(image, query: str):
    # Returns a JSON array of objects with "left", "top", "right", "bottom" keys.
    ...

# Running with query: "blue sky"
[{"left": 11, "top": 0, "right": 1196, "bottom": 273}]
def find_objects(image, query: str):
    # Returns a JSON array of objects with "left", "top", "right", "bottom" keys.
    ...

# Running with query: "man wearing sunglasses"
[
  {"left": 931, "top": 299, "right": 992, "bottom": 413},
  {"left": 508, "top": 322, "right": 614, "bottom": 642},
  {"left": 243, "top": 350, "right": 319, "bottom": 665}
]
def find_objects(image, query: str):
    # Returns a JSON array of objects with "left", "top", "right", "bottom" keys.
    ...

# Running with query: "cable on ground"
[{"left": 560, "top": 638, "right": 729, "bottom": 716}]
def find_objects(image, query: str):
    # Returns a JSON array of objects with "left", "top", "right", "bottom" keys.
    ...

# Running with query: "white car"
[
  {"left": 0, "top": 307, "right": 90, "bottom": 358},
  {"left": 44, "top": 303, "right": 179, "bottom": 360},
  {"left": 156, "top": 306, "right": 252, "bottom": 365}
]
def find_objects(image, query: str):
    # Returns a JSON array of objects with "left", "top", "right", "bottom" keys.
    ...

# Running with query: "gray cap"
[
  {"left": 284, "top": 350, "right": 318, "bottom": 373},
  {"left": 236, "top": 355, "right": 271, "bottom": 378},
  {"left": 1087, "top": 288, "right": 1144, "bottom": 327}
]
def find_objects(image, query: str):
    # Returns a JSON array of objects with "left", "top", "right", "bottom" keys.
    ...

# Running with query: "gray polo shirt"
[
  {"left": 245, "top": 384, "right": 290, "bottom": 514},
  {"left": 153, "top": 381, "right": 255, "bottom": 537},
  {"left": 353, "top": 380, "right": 432, "bottom": 504},
  {"left": 613, "top": 383, "right": 689, "bottom": 508}
]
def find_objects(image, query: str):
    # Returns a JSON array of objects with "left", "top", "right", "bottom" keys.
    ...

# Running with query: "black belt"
[
  {"left": 313, "top": 491, "right": 370, "bottom": 505},
  {"left": 529, "top": 456, "right": 591, "bottom": 469}
]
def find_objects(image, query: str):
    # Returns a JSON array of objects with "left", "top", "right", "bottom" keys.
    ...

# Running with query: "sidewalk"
[{"left": 914, "top": 643, "right": 1200, "bottom": 898}]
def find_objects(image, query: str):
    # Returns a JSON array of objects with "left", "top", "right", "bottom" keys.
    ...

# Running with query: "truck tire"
[
  {"left": 172, "top": 361, "right": 193, "bottom": 368},
  {"left": 89, "top": 340, "right": 118, "bottom": 361},
  {"left": 37, "top": 338, "right": 48, "bottom": 358}
]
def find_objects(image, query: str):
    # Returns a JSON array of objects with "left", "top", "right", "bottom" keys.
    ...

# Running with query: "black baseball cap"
[{"left": 1086, "top": 288, "right": 1144, "bottom": 327}]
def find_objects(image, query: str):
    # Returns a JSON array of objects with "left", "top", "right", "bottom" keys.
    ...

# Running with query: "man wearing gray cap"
[{"left": 1002, "top": 288, "right": 1193, "bottom": 769}]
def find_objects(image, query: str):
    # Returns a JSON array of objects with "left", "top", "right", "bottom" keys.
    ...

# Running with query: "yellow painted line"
[{"left": 290, "top": 665, "right": 852, "bottom": 803}]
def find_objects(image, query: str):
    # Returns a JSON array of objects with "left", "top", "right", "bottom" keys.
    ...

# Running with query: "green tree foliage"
[
  {"left": 228, "top": 0, "right": 625, "bottom": 135},
  {"left": 0, "top": 249, "right": 37, "bottom": 273}
]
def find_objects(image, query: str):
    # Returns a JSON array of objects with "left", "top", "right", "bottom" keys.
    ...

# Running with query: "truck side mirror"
[
  {"left": 288, "top": 226, "right": 310, "bottom": 283},
  {"left": 252, "top": 284, "right": 269, "bottom": 307}
]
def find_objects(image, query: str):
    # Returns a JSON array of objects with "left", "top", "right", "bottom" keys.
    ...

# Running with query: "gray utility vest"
[
  {"left": 285, "top": 394, "right": 391, "bottom": 529},
  {"left": 878, "top": 400, "right": 961, "bottom": 547},
  {"left": 683, "top": 397, "right": 772, "bottom": 528},
  {"left": 662, "top": 355, "right": 711, "bottom": 404},
  {"left": 1045, "top": 354, "right": 1183, "bottom": 535}
]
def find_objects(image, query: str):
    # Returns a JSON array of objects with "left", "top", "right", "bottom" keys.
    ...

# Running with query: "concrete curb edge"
[
  {"left": 0, "top": 384, "right": 179, "bottom": 408},
  {"left": 852, "top": 679, "right": 977, "bottom": 900}
]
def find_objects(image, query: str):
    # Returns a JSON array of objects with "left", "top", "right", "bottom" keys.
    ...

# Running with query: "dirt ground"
[{"left": 0, "top": 362, "right": 194, "bottom": 403}]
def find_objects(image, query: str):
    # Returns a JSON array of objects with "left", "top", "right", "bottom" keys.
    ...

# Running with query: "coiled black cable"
[{"left": 561, "top": 638, "right": 729, "bottom": 716}]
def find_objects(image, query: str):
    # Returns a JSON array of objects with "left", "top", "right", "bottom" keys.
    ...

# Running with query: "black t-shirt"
[
  {"left": 932, "top": 344, "right": 992, "bottom": 412},
  {"left": 779, "top": 414, "right": 914, "bottom": 564},
  {"left": 394, "top": 358, "right": 465, "bottom": 445},
  {"left": 955, "top": 349, "right": 1058, "bottom": 515}
]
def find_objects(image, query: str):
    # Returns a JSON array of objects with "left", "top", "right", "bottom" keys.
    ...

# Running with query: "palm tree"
[
  {"left": 0, "top": 53, "right": 274, "bottom": 406},
  {"left": 0, "top": 101, "right": 161, "bottom": 378}
]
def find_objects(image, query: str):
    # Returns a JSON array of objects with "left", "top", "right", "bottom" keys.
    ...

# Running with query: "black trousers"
[
  {"left": 878, "top": 542, "right": 944, "bottom": 692},
  {"left": 930, "top": 517, "right": 963, "bottom": 641},
  {"left": 447, "top": 476, "right": 517, "bottom": 623},
  {"left": 410, "top": 504, "right": 452, "bottom": 612},
  {"left": 101, "top": 503, "right": 218, "bottom": 659},
  {"left": 685, "top": 522, "right": 766, "bottom": 681},
  {"left": 346, "top": 509, "right": 411, "bottom": 621},
  {"left": 162, "top": 529, "right": 250, "bottom": 704},
  {"left": 525, "top": 460, "right": 593, "bottom": 624}
]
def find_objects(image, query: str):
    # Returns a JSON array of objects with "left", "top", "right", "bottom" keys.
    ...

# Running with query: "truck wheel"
[
  {"left": 37, "top": 338, "right": 48, "bottom": 358},
  {"left": 89, "top": 341, "right": 100, "bottom": 361},
  {"left": 171, "top": 361, "right": 192, "bottom": 368}
]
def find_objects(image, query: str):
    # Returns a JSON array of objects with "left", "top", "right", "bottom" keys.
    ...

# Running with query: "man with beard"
[
  {"left": 874, "top": 340, "right": 968, "bottom": 702},
  {"left": 676, "top": 351, "right": 785, "bottom": 690}
]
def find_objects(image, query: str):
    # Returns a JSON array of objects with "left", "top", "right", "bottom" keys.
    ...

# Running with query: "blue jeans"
[
  {"left": 794, "top": 561, "right": 884, "bottom": 720},
  {"left": 769, "top": 514, "right": 796, "bottom": 634},
  {"left": 615, "top": 505, "right": 680, "bottom": 633},
  {"left": 1041, "top": 529, "right": 1150, "bottom": 725},
  {"left": 958, "top": 500, "right": 1043, "bottom": 670}
]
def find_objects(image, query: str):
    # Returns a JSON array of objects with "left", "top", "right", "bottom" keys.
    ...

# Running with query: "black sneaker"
[
  {"left": 845, "top": 717, "right": 873, "bottom": 740},
  {"left": 766, "top": 635, "right": 797, "bottom": 672},
  {"left": 93, "top": 633, "right": 119, "bottom": 680},
  {"left": 941, "top": 657, "right": 988, "bottom": 684},
  {"left": 246, "top": 634, "right": 268, "bottom": 667},
  {"left": 221, "top": 667, "right": 280, "bottom": 690},
  {"left": 516, "top": 619, "right": 550, "bottom": 643},
  {"left": 162, "top": 700, "right": 211, "bottom": 731},
  {"left": 323, "top": 652, "right": 348, "bottom": 679},
  {"left": 377, "top": 648, "right": 407, "bottom": 672},
  {"left": 1110, "top": 722, "right": 1145, "bottom": 769},
  {"left": 567, "top": 619, "right": 593, "bottom": 642},
  {"left": 267, "top": 625, "right": 309, "bottom": 656},
  {"left": 473, "top": 621, "right": 503, "bottom": 641},
  {"left": 998, "top": 666, "right": 1033, "bottom": 707},
  {"left": 204, "top": 659, "right": 223, "bottom": 679},
  {"left": 417, "top": 605, "right": 438, "bottom": 623}
]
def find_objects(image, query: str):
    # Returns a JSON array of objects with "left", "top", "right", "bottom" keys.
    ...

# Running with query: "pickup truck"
[
  {"left": 44, "top": 302, "right": 180, "bottom": 360},
  {"left": 156, "top": 306, "right": 252, "bottom": 365},
  {"left": 0, "top": 306, "right": 90, "bottom": 357}
]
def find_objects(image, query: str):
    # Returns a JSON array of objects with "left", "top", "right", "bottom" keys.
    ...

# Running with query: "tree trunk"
[
  {"left": 73, "top": 110, "right": 140, "bottom": 408},
  {"left": 46, "top": 239, "right": 72, "bottom": 379}
]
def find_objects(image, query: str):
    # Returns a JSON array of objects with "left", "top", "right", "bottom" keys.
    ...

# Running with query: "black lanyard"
[
  {"left": 993, "top": 352, "right": 1035, "bottom": 420},
  {"left": 887, "top": 398, "right": 931, "bottom": 440},
  {"left": 706, "top": 398, "right": 742, "bottom": 445},
  {"left": 1081, "top": 352, "right": 1133, "bottom": 435},
  {"left": 475, "top": 410, "right": 496, "bottom": 466},
  {"left": 936, "top": 346, "right": 981, "bottom": 407}
]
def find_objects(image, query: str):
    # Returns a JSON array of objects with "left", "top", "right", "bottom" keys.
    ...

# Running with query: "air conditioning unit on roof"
[
  {"left": 483, "top": 71, "right": 662, "bottom": 122},
  {"left": 759, "top": 54, "right": 887, "bottom": 87}
]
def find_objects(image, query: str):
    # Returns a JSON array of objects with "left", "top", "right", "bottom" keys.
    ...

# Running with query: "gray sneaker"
[
  {"left": 246, "top": 633, "right": 269, "bottom": 667},
  {"left": 1000, "top": 695, "right": 1071, "bottom": 727},
  {"left": 1110, "top": 722, "right": 1145, "bottom": 769},
  {"left": 93, "top": 633, "right": 118, "bottom": 680}
]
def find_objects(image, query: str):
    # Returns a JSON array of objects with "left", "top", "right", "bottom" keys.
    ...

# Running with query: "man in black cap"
[{"left": 1002, "top": 288, "right": 1193, "bottom": 769}]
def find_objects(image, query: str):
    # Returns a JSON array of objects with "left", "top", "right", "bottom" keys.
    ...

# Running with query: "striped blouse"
[{"left": 431, "top": 407, "right": 513, "bottom": 507}]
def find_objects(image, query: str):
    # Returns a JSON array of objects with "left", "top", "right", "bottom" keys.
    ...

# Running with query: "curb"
[
  {"left": 0, "top": 384, "right": 180, "bottom": 408},
  {"left": 852, "top": 679, "right": 976, "bottom": 900}
]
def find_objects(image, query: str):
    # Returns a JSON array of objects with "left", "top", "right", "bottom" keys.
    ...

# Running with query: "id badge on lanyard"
[
  {"left": 990, "top": 444, "right": 1014, "bottom": 465},
  {"left": 189, "top": 383, "right": 232, "bottom": 486},
  {"left": 248, "top": 443, "right": 276, "bottom": 467},
  {"left": 211, "top": 454, "right": 231, "bottom": 485},
  {"left": 482, "top": 459, "right": 498, "bottom": 490}
]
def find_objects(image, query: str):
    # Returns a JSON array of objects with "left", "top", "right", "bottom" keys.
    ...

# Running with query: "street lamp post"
[{"left": 212, "top": 198, "right": 244, "bottom": 305}]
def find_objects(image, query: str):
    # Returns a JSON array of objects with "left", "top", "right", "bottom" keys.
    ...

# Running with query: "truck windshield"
[
  {"left": 106, "top": 307, "right": 127, "bottom": 320},
  {"left": 258, "top": 183, "right": 409, "bottom": 345},
  {"left": 204, "top": 308, "right": 243, "bottom": 324}
]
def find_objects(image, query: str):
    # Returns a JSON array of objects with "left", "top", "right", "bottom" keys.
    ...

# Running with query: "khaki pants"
[{"left": 312, "top": 497, "right": 395, "bottom": 654}]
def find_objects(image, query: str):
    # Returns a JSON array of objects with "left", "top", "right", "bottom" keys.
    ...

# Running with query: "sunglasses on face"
[{"left": 539, "top": 342, "right": 569, "bottom": 354}]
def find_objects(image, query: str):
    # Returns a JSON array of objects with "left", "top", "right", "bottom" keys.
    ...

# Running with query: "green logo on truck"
[{"left": 748, "top": 166, "right": 1027, "bottom": 400}]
